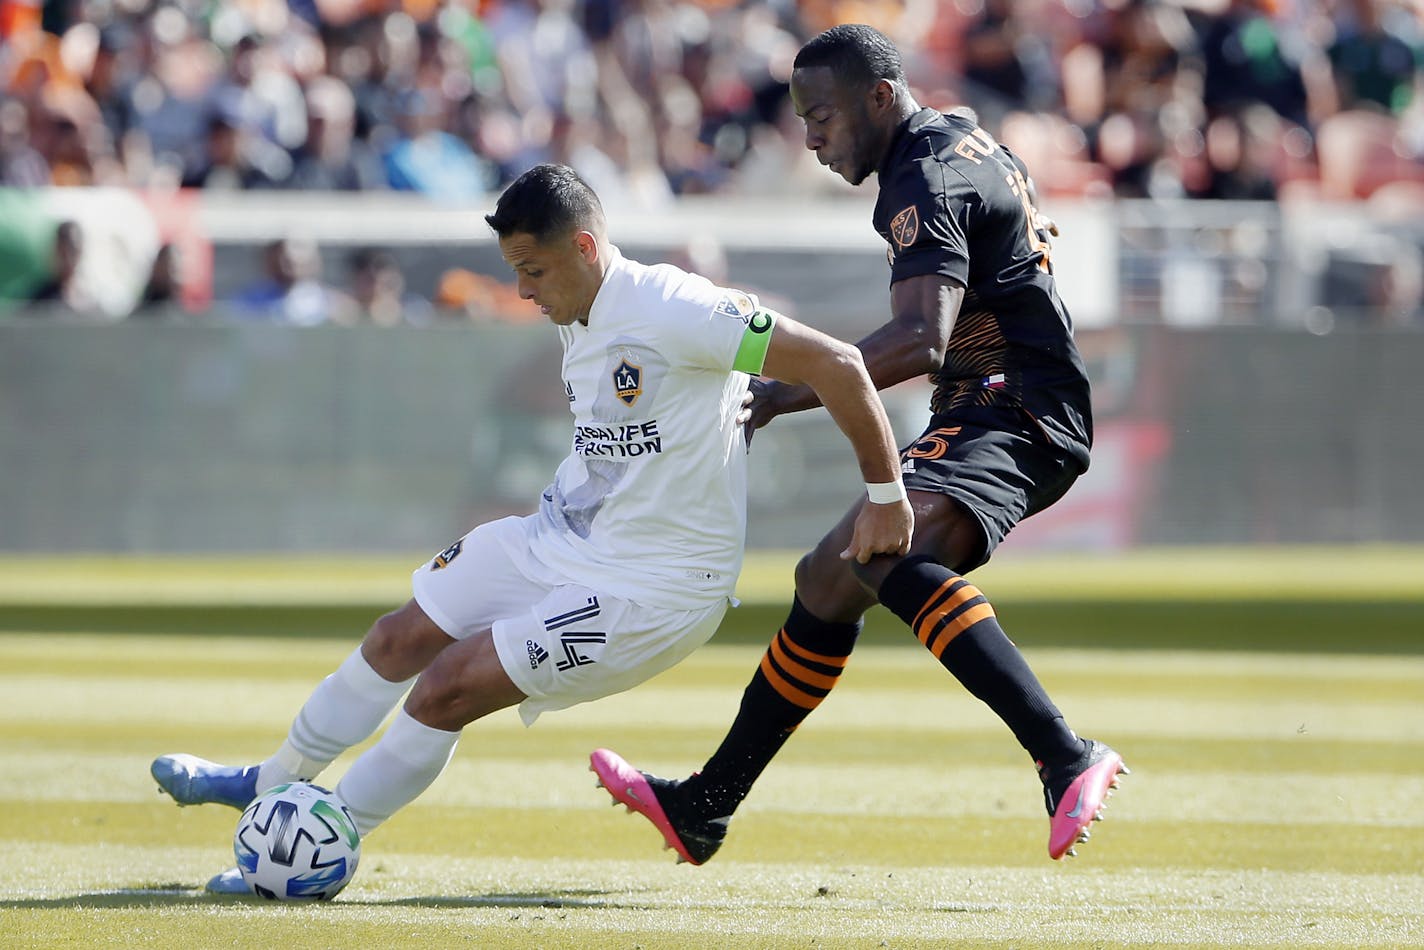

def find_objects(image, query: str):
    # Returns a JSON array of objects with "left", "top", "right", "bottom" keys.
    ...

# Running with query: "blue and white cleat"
[
  {"left": 205, "top": 866, "right": 251, "bottom": 895},
  {"left": 151, "top": 753, "right": 258, "bottom": 810}
]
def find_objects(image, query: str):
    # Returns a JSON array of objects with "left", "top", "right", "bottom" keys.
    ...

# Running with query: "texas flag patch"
[{"left": 982, "top": 373, "right": 1007, "bottom": 390}]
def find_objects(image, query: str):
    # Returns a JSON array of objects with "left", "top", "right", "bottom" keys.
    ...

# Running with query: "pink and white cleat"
[
  {"left": 1039, "top": 739, "right": 1128, "bottom": 860},
  {"left": 589, "top": 748, "right": 727, "bottom": 865}
]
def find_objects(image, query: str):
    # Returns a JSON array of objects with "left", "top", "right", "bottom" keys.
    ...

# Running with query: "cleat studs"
[
  {"left": 1065, "top": 848, "right": 1077, "bottom": 857},
  {"left": 1119, "top": 764, "right": 1131, "bottom": 775},
  {"left": 1093, "top": 811, "right": 1104, "bottom": 821}
]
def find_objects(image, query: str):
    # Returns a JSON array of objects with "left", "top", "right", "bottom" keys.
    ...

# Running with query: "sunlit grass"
[{"left": 3, "top": 626, "right": 1422, "bottom": 948}]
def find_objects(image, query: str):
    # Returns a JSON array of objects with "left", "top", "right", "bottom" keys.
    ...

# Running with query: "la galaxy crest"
[{"left": 613, "top": 357, "right": 643, "bottom": 406}]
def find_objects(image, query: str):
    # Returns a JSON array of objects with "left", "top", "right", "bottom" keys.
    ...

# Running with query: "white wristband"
[{"left": 865, "top": 479, "right": 908, "bottom": 504}]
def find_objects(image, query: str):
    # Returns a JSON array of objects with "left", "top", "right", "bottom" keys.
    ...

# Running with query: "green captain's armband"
[{"left": 732, "top": 308, "right": 777, "bottom": 374}]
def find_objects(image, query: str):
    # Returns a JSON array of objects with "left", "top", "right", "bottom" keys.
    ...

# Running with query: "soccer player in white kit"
[{"left": 150, "top": 163, "right": 914, "bottom": 892}]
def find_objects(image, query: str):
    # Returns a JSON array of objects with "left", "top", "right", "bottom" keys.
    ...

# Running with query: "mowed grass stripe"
[
  {"left": 4, "top": 546, "right": 1422, "bottom": 603},
  {"left": 5, "top": 638, "right": 1418, "bottom": 706},
  {"left": 4, "top": 795, "right": 1424, "bottom": 880},
  {"left": 7, "top": 723, "right": 1418, "bottom": 780},
  {"left": 7, "top": 751, "right": 1422, "bottom": 832},
  {"left": 4, "top": 843, "right": 1422, "bottom": 948},
  {"left": 5, "top": 671, "right": 1417, "bottom": 746}
]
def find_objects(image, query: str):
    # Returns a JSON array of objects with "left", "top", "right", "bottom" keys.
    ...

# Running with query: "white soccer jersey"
[{"left": 527, "top": 245, "right": 773, "bottom": 609}]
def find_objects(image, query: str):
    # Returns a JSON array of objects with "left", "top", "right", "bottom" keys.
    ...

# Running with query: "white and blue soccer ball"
[{"left": 233, "top": 782, "right": 361, "bottom": 900}]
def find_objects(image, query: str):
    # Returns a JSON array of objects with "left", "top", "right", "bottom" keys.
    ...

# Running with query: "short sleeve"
[
  {"left": 882, "top": 159, "right": 970, "bottom": 287},
  {"left": 664, "top": 274, "right": 773, "bottom": 374}
]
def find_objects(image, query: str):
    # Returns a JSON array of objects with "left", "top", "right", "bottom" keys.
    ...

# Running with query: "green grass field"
[{"left": 1, "top": 550, "right": 1422, "bottom": 948}]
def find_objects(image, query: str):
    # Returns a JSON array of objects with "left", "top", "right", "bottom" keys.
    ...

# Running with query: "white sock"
[
  {"left": 255, "top": 647, "right": 414, "bottom": 793},
  {"left": 334, "top": 708, "right": 460, "bottom": 836}
]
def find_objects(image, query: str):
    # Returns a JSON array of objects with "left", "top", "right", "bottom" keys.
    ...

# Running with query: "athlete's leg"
[
  {"left": 253, "top": 600, "right": 452, "bottom": 792},
  {"left": 679, "top": 503, "right": 871, "bottom": 818},
  {"left": 589, "top": 504, "right": 871, "bottom": 863},
  {"left": 152, "top": 599, "right": 452, "bottom": 809},
  {"left": 855, "top": 493, "right": 1126, "bottom": 860},
  {"left": 853, "top": 492, "right": 1082, "bottom": 768},
  {"left": 335, "top": 629, "right": 526, "bottom": 835}
]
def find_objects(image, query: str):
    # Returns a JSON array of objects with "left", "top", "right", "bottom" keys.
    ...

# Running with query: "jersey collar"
[
  {"left": 878, "top": 107, "right": 940, "bottom": 179},
  {"left": 584, "top": 244, "right": 625, "bottom": 328}
]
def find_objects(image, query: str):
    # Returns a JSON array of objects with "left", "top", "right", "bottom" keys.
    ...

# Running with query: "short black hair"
[
  {"left": 484, "top": 163, "right": 605, "bottom": 243},
  {"left": 793, "top": 23, "right": 905, "bottom": 93}
]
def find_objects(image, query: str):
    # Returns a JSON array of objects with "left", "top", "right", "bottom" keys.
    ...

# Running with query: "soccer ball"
[{"left": 233, "top": 782, "right": 361, "bottom": 900}]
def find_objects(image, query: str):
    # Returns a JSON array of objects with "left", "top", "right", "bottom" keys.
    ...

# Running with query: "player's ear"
[
  {"left": 574, "top": 230, "right": 599, "bottom": 264},
  {"left": 870, "top": 78, "right": 897, "bottom": 115}
]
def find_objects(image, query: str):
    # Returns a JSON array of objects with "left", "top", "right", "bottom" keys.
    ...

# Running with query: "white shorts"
[{"left": 411, "top": 515, "right": 728, "bottom": 725}]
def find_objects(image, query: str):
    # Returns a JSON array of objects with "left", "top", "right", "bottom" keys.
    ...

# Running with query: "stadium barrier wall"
[{"left": 2, "top": 321, "right": 1421, "bottom": 553}]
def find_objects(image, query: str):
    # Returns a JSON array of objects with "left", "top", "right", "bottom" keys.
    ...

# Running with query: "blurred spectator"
[
  {"left": 118, "top": 6, "right": 221, "bottom": 186},
  {"left": 0, "top": 98, "right": 49, "bottom": 186},
  {"left": 286, "top": 75, "right": 386, "bottom": 190},
  {"left": 230, "top": 236, "right": 343, "bottom": 324},
  {"left": 1324, "top": 0, "right": 1422, "bottom": 115},
  {"left": 131, "top": 242, "right": 189, "bottom": 319},
  {"left": 1197, "top": 103, "right": 1282, "bottom": 200},
  {"left": 383, "top": 89, "right": 494, "bottom": 201},
  {"left": 1198, "top": 0, "right": 1315, "bottom": 128},
  {"left": 3, "top": 0, "right": 1422, "bottom": 207},
  {"left": 206, "top": 33, "right": 307, "bottom": 157},
  {"left": 181, "top": 110, "right": 287, "bottom": 188},
  {"left": 23, "top": 220, "right": 99, "bottom": 318},
  {"left": 435, "top": 267, "right": 529, "bottom": 321},
  {"left": 335, "top": 247, "right": 433, "bottom": 326},
  {"left": 958, "top": 0, "right": 1060, "bottom": 127}
]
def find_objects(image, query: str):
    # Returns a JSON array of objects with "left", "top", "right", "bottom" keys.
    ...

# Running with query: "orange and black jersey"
[{"left": 874, "top": 108, "right": 1092, "bottom": 468}]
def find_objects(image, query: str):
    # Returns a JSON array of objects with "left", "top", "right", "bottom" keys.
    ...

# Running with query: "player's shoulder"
[{"left": 888, "top": 109, "right": 1021, "bottom": 201}]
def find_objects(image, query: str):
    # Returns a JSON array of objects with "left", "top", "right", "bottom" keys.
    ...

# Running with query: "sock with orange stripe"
[
  {"left": 679, "top": 595, "right": 860, "bottom": 818},
  {"left": 878, "top": 555, "right": 1083, "bottom": 767}
]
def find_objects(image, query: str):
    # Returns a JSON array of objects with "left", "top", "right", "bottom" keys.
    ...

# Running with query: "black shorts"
[{"left": 900, "top": 412, "right": 1087, "bottom": 571}]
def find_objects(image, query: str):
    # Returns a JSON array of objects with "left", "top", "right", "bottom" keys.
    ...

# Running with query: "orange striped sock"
[
  {"left": 685, "top": 596, "right": 860, "bottom": 816},
  {"left": 878, "top": 555, "right": 1079, "bottom": 764}
]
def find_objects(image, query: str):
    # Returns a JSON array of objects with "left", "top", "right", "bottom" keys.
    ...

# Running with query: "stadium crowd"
[
  {"left": 3, "top": 0, "right": 1424, "bottom": 321},
  {"left": 4, "top": 0, "right": 1424, "bottom": 203}
]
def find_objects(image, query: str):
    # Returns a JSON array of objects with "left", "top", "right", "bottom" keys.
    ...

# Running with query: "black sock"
[
  {"left": 877, "top": 555, "right": 1082, "bottom": 767},
  {"left": 683, "top": 595, "right": 861, "bottom": 816}
]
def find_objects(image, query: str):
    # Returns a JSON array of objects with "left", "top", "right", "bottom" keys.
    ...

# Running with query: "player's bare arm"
[
  {"left": 746, "top": 273, "right": 965, "bottom": 431},
  {"left": 758, "top": 313, "right": 913, "bottom": 563}
]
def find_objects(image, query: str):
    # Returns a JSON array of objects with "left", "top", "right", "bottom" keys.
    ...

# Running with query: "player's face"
[
  {"left": 498, "top": 229, "right": 602, "bottom": 326},
  {"left": 791, "top": 66, "right": 877, "bottom": 186}
]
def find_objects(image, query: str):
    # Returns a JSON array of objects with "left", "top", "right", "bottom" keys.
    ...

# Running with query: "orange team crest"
[{"left": 890, "top": 205, "right": 920, "bottom": 248}]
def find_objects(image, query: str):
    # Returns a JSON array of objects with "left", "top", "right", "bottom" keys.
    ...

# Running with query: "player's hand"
[
  {"left": 742, "top": 377, "right": 785, "bottom": 446},
  {"left": 734, "top": 388, "right": 755, "bottom": 427},
  {"left": 840, "top": 497, "right": 914, "bottom": 563}
]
